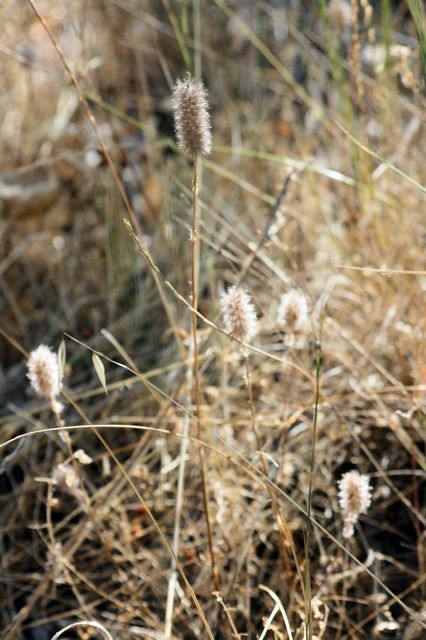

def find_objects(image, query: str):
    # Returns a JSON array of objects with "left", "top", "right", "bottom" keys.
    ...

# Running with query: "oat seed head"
[
  {"left": 27, "top": 344, "right": 61, "bottom": 400},
  {"left": 172, "top": 73, "right": 212, "bottom": 160},
  {"left": 220, "top": 285, "right": 258, "bottom": 343},
  {"left": 277, "top": 289, "right": 309, "bottom": 332},
  {"left": 338, "top": 470, "right": 372, "bottom": 539}
]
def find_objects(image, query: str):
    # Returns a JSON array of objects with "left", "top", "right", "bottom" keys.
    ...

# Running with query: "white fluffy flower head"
[
  {"left": 338, "top": 470, "right": 372, "bottom": 538},
  {"left": 172, "top": 73, "right": 212, "bottom": 160},
  {"left": 27, "top": 344, "right": 61, "bottom": 400},
  {"left": 220, "top": 285, "right": 257, "bottom": 343},
  {"left": 277, "top": 289, "right": 309, "bottom": 332}
]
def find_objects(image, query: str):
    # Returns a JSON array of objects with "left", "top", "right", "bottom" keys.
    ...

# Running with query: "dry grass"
[{"left": 0, "top": 1, "right": 425, "bottom": 639}]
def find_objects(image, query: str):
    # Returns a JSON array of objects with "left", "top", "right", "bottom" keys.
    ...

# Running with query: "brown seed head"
[{"left": 172, "top": 73, "right": 212, "bottom": 160}]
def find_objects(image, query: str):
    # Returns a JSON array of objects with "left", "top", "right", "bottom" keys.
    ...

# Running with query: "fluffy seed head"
[
  {"left": 338, "top": 470, "right": 372, "bottom": 538},
  {"left": 220, "top": 285, "right": 257, "bottom": 343},
  {"left": 27, "top": 344, "right": 60, "bottom": 399},
  {"left": 277, "top": 289, "right": 309, "bottom": 332},
  {"left": 172, "top": 73, "right": 212, "bottom": 160}
]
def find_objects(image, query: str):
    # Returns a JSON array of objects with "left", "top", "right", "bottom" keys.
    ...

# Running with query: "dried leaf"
[
  {"left": 92, "top": 353, "right": 107, "bottom": 395},
  {"left": 58, "top": 339, "right": 66, "bottom": 384}
]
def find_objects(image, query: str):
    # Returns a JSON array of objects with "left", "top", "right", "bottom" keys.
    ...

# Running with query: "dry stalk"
[
  {"left": 191, "top": 160, "right": 218, "bottom": 590},
  {"left": 242, "top": 349, "right": 306, "bottom": 606}
]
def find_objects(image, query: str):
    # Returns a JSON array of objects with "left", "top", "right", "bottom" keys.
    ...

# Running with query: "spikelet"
[
  {"left": 277, "top": 289, "right": 308, "bottom": 333},
  {"left": 220, "top": 285, "right": 257, "bottom": 343},
  {"left": 172, "top": 73, "right": 212, "bottom": 160},
  {"left": 27, "top": 344, "right": 61, "bottom": 400},
  {"left": 338, "top": 470, "right": 372, "bottom": 539}
]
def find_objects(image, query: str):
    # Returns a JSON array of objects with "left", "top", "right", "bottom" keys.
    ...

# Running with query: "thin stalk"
[
  {"left": 51, "top": 397, "right": 89, "bottom": 513},
  {"left": 411, "top": 445, "right": 426, "bottom": 599},
  {"left": 304, "top": 338, "right": 322, "bottom": 640},
  {"left": 243, "top": 349, "right": 305, "bottom": 600},
  {"left": 164, "top": 363, "right": 192, "bottom": 639},
  {"left": 193, "top": 0, "right": 202, "bottom": 81},
  {"left": 52, "top": 400, "right": 110, "bottom": 560},
  {"left": 51, "top": 398, "right": 138, "bottom": 609},
  {"left": 191, "top": 160, "right": 218, "bottom": 590}
]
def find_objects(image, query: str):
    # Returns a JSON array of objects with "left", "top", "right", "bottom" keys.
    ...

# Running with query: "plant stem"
[
  {"left": 191, "top": 160, "right": 218, "bottom": 590},
  {"left": 164, "top": 363, "right": 192, "bottom": 639},
  {"left": 304, "top": 338, "right": 322, "bottom": 640},
  {"left": 243, "top": 349, "right": 305, "bottom": 598}
]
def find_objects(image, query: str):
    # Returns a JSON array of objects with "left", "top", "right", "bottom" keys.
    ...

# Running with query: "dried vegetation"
[{"left": 0, "top": 1, "right": 425, "bottom": 639}]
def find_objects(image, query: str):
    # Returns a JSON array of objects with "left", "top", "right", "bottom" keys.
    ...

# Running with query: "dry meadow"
[{"left": 0, "top": 1, "right": 425, "bottom": 639}]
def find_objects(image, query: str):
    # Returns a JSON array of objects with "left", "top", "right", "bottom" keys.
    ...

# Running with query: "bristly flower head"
[
  {"left": 338, "top": 470, "right": 372, "bottom": 539},
  {"left": 220, "top": 285, "right": 257, "bottom": 343},
  {"left": 172, "top": 73, "right": 212, "bottom": 160},
  {"left": 27, "top": 344, "right": 61, "bottom": 400},
  {"left": 277, "top": 289, "right": 309, "bottom": 333}
]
